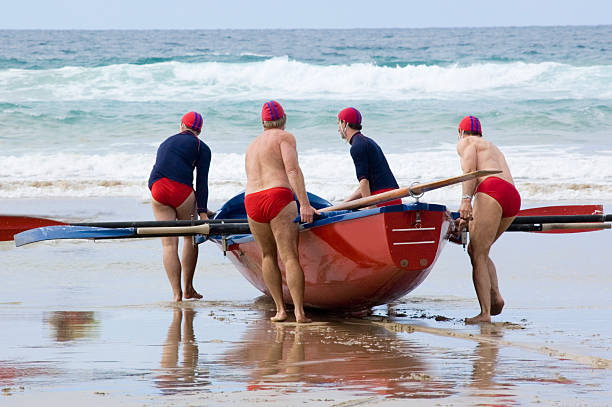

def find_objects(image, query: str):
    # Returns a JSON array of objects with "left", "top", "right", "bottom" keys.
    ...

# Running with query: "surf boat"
[
  {"left": 209, "top": 192, "right": 453, "bottom": 310},
  {"left": 9, "top": 169, "right": 610, "bottom": 310}
]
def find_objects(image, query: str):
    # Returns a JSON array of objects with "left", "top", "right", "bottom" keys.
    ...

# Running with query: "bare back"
[
  {"left": 245, "top": 128, "right": 295, "bottom": 194},
  {"left": 457, "top": 136, "right": 514, "bottom": 185}
]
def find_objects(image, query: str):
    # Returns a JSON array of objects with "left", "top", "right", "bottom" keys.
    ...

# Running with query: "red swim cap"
[
  {"left": 261, "top": 100, "right": 285, "bottom": 122},
  {"left": 458, "top": 115, "right": 482, "bottom": 134},
  {"left": 182, "top": 111, "right": 204, "bottom": 132},
  {"left": 338, "top": 107, "right": 362, "bottom": 125}
]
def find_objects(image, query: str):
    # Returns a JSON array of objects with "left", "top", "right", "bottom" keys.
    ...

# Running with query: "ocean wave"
[
  {"left": 1, "top": 58, "right": 610, "bottom": 102},
  {"left": 1, "top": 150, "right": 611, "bottom": 202}
]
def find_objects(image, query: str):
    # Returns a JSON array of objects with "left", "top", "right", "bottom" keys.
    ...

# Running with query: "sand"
[{"left": 1, "top": 197, "right": 611, "bottom": 406}]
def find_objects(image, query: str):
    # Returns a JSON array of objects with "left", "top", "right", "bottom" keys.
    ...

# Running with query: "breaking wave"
[
  {"left": 2, "top": 148, "right": 611, "bottom": 203},
  {"left": 1, "top": 58, "right": 611, "bottom": 102}
]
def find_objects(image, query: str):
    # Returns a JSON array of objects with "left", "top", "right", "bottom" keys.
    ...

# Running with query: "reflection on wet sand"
[
  {"left": 0, "top": 361, "right": 51, "bottom": 390},
  {"left": 470, "top": 324, "right": 505, "bottom": 390},
  {"left": 469, "top": 324, "right": 517, "bottom": 404},
  {"left": 155, "top": 307, "right": 210, "bottom": 394},
  {"left": 225, "top": 318, "right": 454, "bottom": 398},
  {"left": 45, "top": 311, "right": 98, "bottom": 342},
  {"left": 376, "top": 318, "right": 524, "bottom": 402}
]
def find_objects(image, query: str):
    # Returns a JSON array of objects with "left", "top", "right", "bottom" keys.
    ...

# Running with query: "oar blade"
[
  {"left": 516, "top": 204, "right": 604, "bottom": 234},
  {"left": 14, "top": 226, "right": 136, "bottom": 247},
  {"left": 517, "top": 204, "right": 603, "bottom": 217},
  {"left": 0, "top": 215, "right": 66, "bottom": 242}
]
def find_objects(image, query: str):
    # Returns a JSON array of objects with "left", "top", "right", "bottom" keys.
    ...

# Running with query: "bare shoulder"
[
  {"left": 277, "top": 130, "right": 296, "bottom": 146},
  {"left": 457, "top": 136, "right": 476, "bottom": 153}
]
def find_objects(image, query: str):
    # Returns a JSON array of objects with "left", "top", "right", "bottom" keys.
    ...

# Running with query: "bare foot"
[
  {"left": 465, "top": 314, "right": 491, "bottom": 324},
  {"left": 491, "top": 296, "right": 505, "bottom": 316},
  {"left": 270, "top": 310, "right": 288, "bottom": 322},
  {"left": 296, "top": 315, "right": 312, "bottom": 324},
  {"left": 173, "top": 291, "right": 183, "bottom": 302},
  {"left": 184, "top": 289, "right": 203, "bottom": 300}
]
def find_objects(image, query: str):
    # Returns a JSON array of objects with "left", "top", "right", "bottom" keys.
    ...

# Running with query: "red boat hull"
[{"left": 217, "top": 206, "right": 450, "bottom": 310}]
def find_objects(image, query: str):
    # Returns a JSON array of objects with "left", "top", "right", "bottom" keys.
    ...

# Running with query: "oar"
[
  {"left": 0, "top": 215, "right": 248, "bottom": 242},
  {"left": 320, "top": 170, "right": 501, "bottom": 212},
  {"left": 14, "top": 222, "right": 252, "bottom": 247},
  {"left": 513, "top": 204, "right": 608, "bottom": 234},
  {"left": 450, "top": 204, "right": 611, "bottom": 241}
]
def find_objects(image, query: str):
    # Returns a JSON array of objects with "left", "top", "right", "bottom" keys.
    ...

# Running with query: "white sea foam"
[
  {"left": 1, "top": 59, "right": 610, "bottom": 102},
  {"left": 2, "top": 149, "right": 611, "bottom": 203}
]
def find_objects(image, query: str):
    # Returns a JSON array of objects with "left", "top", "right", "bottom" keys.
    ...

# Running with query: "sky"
[{"left": 0, "top": 0, "right": 611, "bottom": 29}]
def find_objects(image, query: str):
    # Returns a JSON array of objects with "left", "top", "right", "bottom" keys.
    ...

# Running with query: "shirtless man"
[
  {"left": 338, "top": 107, "right": 402, "bottom": 207},
  {"left": 244, "top": 100, "right": 316, "bottom": 323},
  {"left": 456, "top": 115, "right": 521, "bottom": 324}
]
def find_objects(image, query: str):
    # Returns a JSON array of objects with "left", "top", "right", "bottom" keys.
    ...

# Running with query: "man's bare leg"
[
  {"left": 489, "top": 216, "right": 515, "bottom": 315},
  {"left": 152, "top": 199, "right": 183, "bottom": 301},
  {"left": 181, "top": 236, "right": 201, "bottom": 299},
  {"left": 465, "top": 194, "right": 502, "bottom": 324},
  {"left": 176, "top": 194, "right": 202, "bottom": 300},
  {"left": 487, "top": 257, "right": 504, "bottom": 316},
  {"left": 249, "top": 217, "right": 288, "bottom": 322},
  {"left": 271, "top": 203, "right": 311, "bottom": 323}
]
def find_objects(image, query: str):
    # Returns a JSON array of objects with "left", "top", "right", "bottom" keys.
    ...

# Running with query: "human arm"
[
  {"left": 344, "top": 186, "right": 362, "bottom": 202},
  {"left": 358, "top": 178, "right": 371, "bottom": 199},
  {"left": 457, "top": 139, "right": 477, "bottom": 227},
  {"left": 280, "top": 134, "right": 317, "bottom": 223},
  {"left": 195, "top": 142, "right": 211, "bottom": 220},
  {"left": 348, "top": 139, "right": 372, "bottom": 201}
]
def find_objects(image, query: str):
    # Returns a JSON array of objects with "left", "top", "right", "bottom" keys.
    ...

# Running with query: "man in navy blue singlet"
[
  {"left": 148, "top": 111, "right": 211, "bottom": 302},
  {"left": 337, "top": 107, "right": 401, "bottom": 207}
]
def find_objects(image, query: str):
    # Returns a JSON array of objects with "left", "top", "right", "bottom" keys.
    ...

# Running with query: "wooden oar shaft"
[
  {"left": 542, "top": 222, "right": 611, "bottom": 231},
  {"left": 137, "top": 224, "right": 211, "bottom": 236},
  {"left": 513, "top": 214, "right": 612, "bottom": 224},
  {"left": 321, "top": 169, "right": 502, "bottom": 212}
]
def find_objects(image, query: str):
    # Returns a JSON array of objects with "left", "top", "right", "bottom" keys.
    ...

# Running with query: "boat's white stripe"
[
  {"left": 393, "top": 241, "right": 436, "bottom": 245},
  {"left": 391, "top": 227, "right": 436, "bottom": 232}
]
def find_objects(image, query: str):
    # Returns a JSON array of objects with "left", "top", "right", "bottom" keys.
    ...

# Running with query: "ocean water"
[{"left": 1, "top": 27, "right": 611, "bottom": 205}]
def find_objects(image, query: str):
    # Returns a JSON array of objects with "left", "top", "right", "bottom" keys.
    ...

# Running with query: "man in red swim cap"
[
  {"left": 148, "top": 111, "right": 211, "bottom": 301},
  {"left": 244, "top": 100, "right": 317, "bottom": 323},
  {"left": 337, "top": 107, "right": 401, "bottom": 207},
  {"left": 455, "top": 115, "right": 521, "bottom": 324}
]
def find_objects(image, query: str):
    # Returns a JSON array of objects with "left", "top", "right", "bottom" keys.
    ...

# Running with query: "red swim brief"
[
  {"left": 151, "top": 177, "right": 193, "bottom": 209},
  {"left": 475, "top": 176, "right": 521, "bottom": 218},
  {"left": 371, "top": 188, "right": 403, "bottom": 207},
  {"left": 244, "top": 187, "right": 295, "bottom": 223}
]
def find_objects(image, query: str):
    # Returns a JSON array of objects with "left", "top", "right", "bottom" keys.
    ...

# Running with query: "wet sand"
[{"left": 1, "top": 198, "right": 611, "bottom": 406}]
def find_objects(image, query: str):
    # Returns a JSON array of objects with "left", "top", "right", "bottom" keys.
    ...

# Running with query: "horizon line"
[{"left": 2, "top": 23, "right": 611, "bottom": 31}]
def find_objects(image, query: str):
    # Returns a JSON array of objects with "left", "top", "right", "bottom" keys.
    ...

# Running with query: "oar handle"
[
  {"left": 542, "top": 222, "right": 611, "bottom": 231},
  {"left": 507, "top": 222, "right": 611, "bottom": 232},
  {"left": 136, "top": 225, "right": 211, "bottom": 236},
  {"left": 513, "top": 214, "right": 612, "bottom": 224}
]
